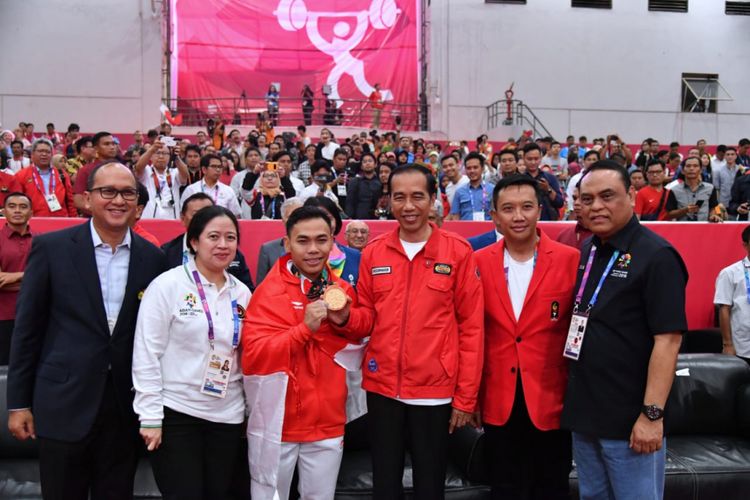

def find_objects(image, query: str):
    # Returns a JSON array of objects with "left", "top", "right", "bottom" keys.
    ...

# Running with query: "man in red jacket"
[
  {"left": 242, "top": 206, "right": 367, "bottom": 500},
  {"left": 341, "top": 164, "right": 484, "bottom": 499},
  {"left": 476, "top": 175, "right": 579, "bottom": 499},
  {"left": 14, "top": 138, "right": 76, "bottom": 217}
]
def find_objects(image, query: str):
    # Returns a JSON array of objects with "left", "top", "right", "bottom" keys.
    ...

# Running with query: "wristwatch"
[{"left": 641, "top": 404, "right": 664, "bottom": 421}]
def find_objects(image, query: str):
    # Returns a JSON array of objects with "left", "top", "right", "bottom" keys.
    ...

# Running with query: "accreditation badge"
[
  {"left": 472, "top": 211, "right": 485, "bottom": 221},
  {"left": 45, "top": 194, "right": 62, "bottom": 212},
  {"left": 200, "top": 351, "right": 233, "bottom": 398},
  {"left": 337, "top": 184, "right": 347, "bottom": 197},
  {"left": 563, "top": 313, "right": 589, "bottom": 360}
]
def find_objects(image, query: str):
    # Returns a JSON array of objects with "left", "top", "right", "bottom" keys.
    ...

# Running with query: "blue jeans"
[{"left": 572, "top": 432, "right": 666, "bottom": 500}]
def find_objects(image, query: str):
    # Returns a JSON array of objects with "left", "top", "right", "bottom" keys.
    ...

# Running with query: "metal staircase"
[{"left": 486, "top": 98, "right": 553, "bottom": 139}]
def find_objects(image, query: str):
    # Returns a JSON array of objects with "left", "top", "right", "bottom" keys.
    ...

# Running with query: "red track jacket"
[{"left": 15, "top": 165, "right": 76, "bottom": 217}]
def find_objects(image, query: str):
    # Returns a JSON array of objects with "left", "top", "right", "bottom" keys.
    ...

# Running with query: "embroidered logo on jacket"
[
  {"left": 371, "top": 266, "right": 391, "bottom": 275},
  {"left": 434, "top": 263, "right": 452, "bottom": 275}
]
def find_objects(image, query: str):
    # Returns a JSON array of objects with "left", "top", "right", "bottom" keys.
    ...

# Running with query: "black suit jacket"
[
  {"left": 161, "top": 233, "right": 255, "bottom": 291},
  {"left": 256, "top": 237, "right": 285, "bottom": 285},
  {"left": 7, "top": 222, "right": 167, "bottom": 442}
]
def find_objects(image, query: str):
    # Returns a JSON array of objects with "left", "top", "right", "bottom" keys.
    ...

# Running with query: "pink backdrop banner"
[
  {"left": 28, "top": 220, "right": 747, "bottom": 331},
  {"left": 175, "top": 0, "right": 420, "bottom": 111}
]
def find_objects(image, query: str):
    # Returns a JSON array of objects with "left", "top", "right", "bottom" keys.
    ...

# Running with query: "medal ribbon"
[
  {"left": 574, "top": 245, "right": 620, "bottom": 313},
  {"left": 32, "top": 166, "right": 55, "bottom": 195}
]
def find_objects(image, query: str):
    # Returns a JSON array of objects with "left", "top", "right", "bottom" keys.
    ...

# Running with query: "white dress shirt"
[
  {"left": 90, "top": 220, "right": 131, "bottom": 333},
  {"left": 180, "top": 180, "right": 241, "bottom": 217},
  {"left": 133, "top": 264, "right": 251, "bottom": 426},
  {"left": 138, "top": 165, "right": 185, "bottom": 220}
]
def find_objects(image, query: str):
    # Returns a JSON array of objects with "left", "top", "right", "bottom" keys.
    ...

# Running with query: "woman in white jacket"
[{"left": 133, "top": 205, "right": 251, "bottom": 499}]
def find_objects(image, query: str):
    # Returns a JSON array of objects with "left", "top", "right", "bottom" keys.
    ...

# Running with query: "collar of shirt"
[
  {"left": 90, "top": 219, "right": 131, "bottom": 250},
  {"left": 495, "top": 230, "right": 504, "bottom": 242},
  {"left": 2, "top": 223, "right": 32, "bottom": 239},
  {"left": 591, "top": 215, "right": 640, "bottom": 252},
  {"left": 187, "top": 261, "right": 236, "bottom": 295}
]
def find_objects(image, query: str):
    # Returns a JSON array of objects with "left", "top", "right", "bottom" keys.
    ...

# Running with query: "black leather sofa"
[{"left": 3, "top": 354, "right": 750, "bottom": 499}]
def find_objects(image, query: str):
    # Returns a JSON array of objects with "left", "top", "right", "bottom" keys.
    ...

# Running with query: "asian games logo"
[
  {"left": 184, "top": 293, "right": 198, "bottom": 309},
  {"left": 616, "top": 253, "right": 632, "bottom": 270},
  {"left": 274, "top": 0, "right": 401, "bottom": 106}
]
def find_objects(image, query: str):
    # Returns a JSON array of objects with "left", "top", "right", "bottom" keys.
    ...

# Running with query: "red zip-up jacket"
[
  {"left": 15, "top": 165, "right": 76, "bottom": 217},
  {"left": 345, "top": 224, "right": 484, "bottom": 412},
  {"left": 241, "top": 255, "right": 367, "bottom": 442}
]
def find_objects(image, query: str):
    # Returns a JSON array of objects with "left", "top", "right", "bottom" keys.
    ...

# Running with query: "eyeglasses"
[
  {"left": 205, "top": 164, "right": 223, "bottom": 170},
  {"left": 90, "top": 187, "right": 138, "bottom": 201}
]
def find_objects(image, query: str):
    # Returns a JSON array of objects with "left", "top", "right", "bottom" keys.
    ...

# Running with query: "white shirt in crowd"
[
  {"left": 133, "top": 265, "right": 252, "bottom": 427},
  {"left": 9, "top": 157, "right": 30, "bottom": 173},
  {"left": 138, "top": 165, "right": 185, "bottom": 220},
  {"left": 180, "top": 179, "right": 241, "bottom": 217},
  {"left": 300, "top": 183, "right": 340, "bottom": 205},
  {"left": 714, "top": 257, "right": 750, "bottom": 358},
  {"left": 230, "top": 170, "right": 254, "bottom": 220},
  {"left": 319, "top": 142, "right": 339, "bottom": 161},
  {"left": 445, "top": 175, "right": 469, "bottom": 207}
]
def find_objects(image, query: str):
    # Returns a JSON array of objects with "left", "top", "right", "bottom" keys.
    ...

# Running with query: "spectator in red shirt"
[
  {"left": 635, "top": 159, "right": 669, "bottom": 221},
  {"left": 0, "top": 191, "right": 33, "bottom": 364},
  {"left": 14, "top": 139, "right": 76, "bottom": 217},
  {"left": 73, "top": 132, "right": 119, "bottom": 214},
  {"left": 369, "top": 83, "right": 384, "bottom": 129}
]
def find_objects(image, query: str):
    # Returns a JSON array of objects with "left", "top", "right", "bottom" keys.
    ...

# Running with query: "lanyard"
[
  {"left": 574, "top": 245, "right": 620, "bottom": 314},
  {"left": 32, "top": 166, "right": 55, "bottom": 195},
  {"left": 152, "top": 169, "right": 172, "bottom": 198},
  {"left": 744, "top": 264, "right": 750, "bottom": 305},
  {"left": 258, "top": 193, "right": 277, "bottom": 219},
  {"left": 191, "top": 269, "right": 240, "bottom": 351},
  {"left": 470, "top": 183, "right": 488, "bottom": 213},
  {"left": 201, "top": 181, "right": 219, "bottom": 203}
]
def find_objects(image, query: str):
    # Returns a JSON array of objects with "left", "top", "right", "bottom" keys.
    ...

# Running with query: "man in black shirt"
[{"left": 561, "top": 160, "right": 686, "bottom": 500}]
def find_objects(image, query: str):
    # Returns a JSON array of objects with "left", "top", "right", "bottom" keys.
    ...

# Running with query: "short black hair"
[
  {"left": 492, "top": 174, "right": 543, "bottom": 209},
  {"left": 200, "top": 153, "right": 221, "bottom": 168},
  {"left": 646, "top": 158, "right": 665, "bottom": 171},
  {"left": 146, "top": 129, "right": 159, "bottom": 139},
  {"left": 75, "top": 136, "right": 94, "bottom": 154},
  {"left": 244, "top": 146, "right": 261, "bottom": 158},
  {"left": 583, "top": 150, "right": 600, "bottom": 161},
  {"left": 136, "top": 182, "right": 149, "bottom": 207},
  {"left": 440, "top": 154, "right": 457, "bottom": 165},
  {"left": 67, "top": 123, "right": 80, "bottom": 132},
  {"left": 726, "top": 146, "right": 738, "bottom": 154},
  {"left": 668, "top": 152, "right": 681, "bottom": 162},
  {"left": 303, "top": 196, "right": 342, "bottom": 235},
  {"left": 742, "top": 225, "right": 750, "bottom": 244},
  {"left": 333, "top": 148, "right": 349, "bottom": 159},
  {"left": 273, "top": 150, "right": 293, "bottom": 163},
  {"left": 670, "top": 141, "right": 680, "bottom": 148},
  {"left": 181, "top": 192, "right": 214, "bottom": 215},
  {"left": 46, "top": 123, "right": 55, "bottom": 129},
  {"left": 498, "top": 149, "right": 517, "bottom": 161},
  {"left": 92, "top": 131, "right": 112, "bottom": 147},
  {"left": 388, "top": 164, "right": 437, "bottom": 197},
  {"left": 739, "top": 138, "right": 750, "bottom": 147},
  {"left": 550, "top": 140, "right": 561, "bottom": 147},
  {"left": 3, "top": 191, "right": 32, "bottom": 208},
  {"left": 87, "top": 161, "right": 136, "bottom": 191},
  {"left": 10, "top": 140, "right": 23, "bottom": 149},
  {"left": 523, "top": 142, "right": 541, "bottom": 155},
  {"left": 310, "top": 159, "right": 332, "bottom": 175},
  {"left": 716, "top": 144, "right": 727, "bottom": 153},
  {"left": 582, "top": 160, "right": 631, "bottom": 191},
  {"left": 185, "top": 144, "right": 201, "bottom": 156},
  {"left": 297, "top": 125, "right": 307, "bottom": 133},
  {"left": 186, "top": 206, "right": 240, "bottom": 255},
  {"left": 463, "top": 152, "right": 484, "bottom": 167},
  {"left": 285, "top": 205, "right": 332, "bottom": 236}
]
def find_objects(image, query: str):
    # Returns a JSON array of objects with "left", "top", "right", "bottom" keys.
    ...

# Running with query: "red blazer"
[
  {"left": 15, "top": 166, "right": 76, "bottom": 217},
  {"left": 476, "top": 230, "right": 579, "bottom": 430}
]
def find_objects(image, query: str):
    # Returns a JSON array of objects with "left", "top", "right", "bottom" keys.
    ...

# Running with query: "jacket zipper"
[{"left": 396, "top": 259, "right": 413, "bottom": 397}]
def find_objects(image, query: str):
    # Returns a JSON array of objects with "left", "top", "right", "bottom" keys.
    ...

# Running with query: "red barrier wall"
[{"left": 27, "top": 219, "right": 748, "bottom": 330}]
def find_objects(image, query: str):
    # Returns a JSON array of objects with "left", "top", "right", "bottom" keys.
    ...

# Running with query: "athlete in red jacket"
[
  {"left": 242, "top": 206, "right": 367, "bottom": 500},
  {"left": 476, "top": 175, "right": 579, "bottom": 499},
  {"left": 342, "top": 164, "right": 484, "bottom": 500},
  {"left": 15, "top": 139, "right": 76, "bottom": 217}
]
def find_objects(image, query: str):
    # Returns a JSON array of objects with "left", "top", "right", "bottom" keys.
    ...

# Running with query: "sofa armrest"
[
  {"left": 447, "top": 425, "right": 487, "bottom": 484},
  {"left": 736, "top": 383, "right": 750, "bottom": 439}
]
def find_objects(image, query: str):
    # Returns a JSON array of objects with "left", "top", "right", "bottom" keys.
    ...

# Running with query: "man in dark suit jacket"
[
  {"left": 7, "top": 163, "right": 167, "bottom": 500},
  {"left": 468, "top": 229, "right": 499, "bottom": 251},
  {"left": 161, "top": 191, "right": 255, "bottom": 291}
]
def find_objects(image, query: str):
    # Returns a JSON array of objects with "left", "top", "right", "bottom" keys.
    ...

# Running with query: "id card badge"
[
  {"left": 45, "top": 194, "right": 62, "bottom": 212},
  {"left": 160, "top": 196, "right": 174, "bottom": 209},
  {"left": 472, "top": 211, "right": 485, "bottom": 221},
  {"left": 337, "top": 184, "right": 347, "bottom": 197},
  {"left": 563, "top": 313, "right": 589, "bottom": 360},
  {"left": 200, "top": 351, "right": 233, "bottom": 398}
]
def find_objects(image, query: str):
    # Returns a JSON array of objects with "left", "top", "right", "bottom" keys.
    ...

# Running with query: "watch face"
[{"left": 643, "top": 405, "right": 664, "bottom": 421}]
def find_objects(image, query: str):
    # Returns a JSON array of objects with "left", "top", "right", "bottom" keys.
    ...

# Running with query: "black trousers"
[
  {"left": 0, "top": 319, "right": 13, "bottom": 365},
  {"left": 38, "top": 374, "right": 138, "bottom": 500},
  {"left": 150, "top": 406, "right": 244, "bottom": 500},
  {"left": 367, "top": 391, "right": 452, "bottom": 500},
  {"left": 483, "top": 378, "right": 572, "bottom": 500}
]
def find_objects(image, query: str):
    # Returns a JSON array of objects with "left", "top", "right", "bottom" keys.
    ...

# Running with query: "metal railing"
[
  {"left": 163, "top": 95, "right": 426, "bottom": 131},
  {"left": 487, "top": 98, "right": 553, "bottom": 139}
]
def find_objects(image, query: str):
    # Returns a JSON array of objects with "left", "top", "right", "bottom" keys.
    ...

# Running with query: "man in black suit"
[
  {"left": 256, "top": 196, "right": 303, "bottom": 284},
  {"left": 160, "top": 192, "right": 255, "bottom": 291},
  {"left": 7, "top": 162, "right": 167, "bottom": 499}
]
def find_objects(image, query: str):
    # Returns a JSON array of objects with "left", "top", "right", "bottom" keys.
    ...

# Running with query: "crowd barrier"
[{"left": 29, "top": 219, "right": 748, "bottom": 330}]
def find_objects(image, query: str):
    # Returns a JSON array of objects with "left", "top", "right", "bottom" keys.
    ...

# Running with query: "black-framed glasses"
[{"left": 90, "top": 187, "right": 138, "bottom": 201}]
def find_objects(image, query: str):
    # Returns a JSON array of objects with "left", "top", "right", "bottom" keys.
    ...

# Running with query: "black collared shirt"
[{"left": 561, "top": 216, "right": 688, "bottom": 439}]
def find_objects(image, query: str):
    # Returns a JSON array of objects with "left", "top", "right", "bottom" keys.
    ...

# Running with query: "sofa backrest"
[
  {"left": 0, "top": 366, "right": 40, "bottom": 458},
  {"left": 666, "top": 354, "right": 750, "bottom": 436}
]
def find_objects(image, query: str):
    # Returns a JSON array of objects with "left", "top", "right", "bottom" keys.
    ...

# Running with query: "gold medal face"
[{"left": 323, "top": 285, "right": 347, "bottom": 311}]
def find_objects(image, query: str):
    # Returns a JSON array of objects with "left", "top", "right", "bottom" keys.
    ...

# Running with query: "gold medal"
[{"left": 323, "top": 285, "right": 348, "bottom": 311}]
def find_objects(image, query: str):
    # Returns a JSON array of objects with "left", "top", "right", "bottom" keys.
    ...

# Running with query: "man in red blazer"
[{"left": 476, "top": 174, "right": 580, "bottom": 499}]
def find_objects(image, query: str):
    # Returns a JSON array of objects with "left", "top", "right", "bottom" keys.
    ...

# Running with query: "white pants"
[{"left": 251, "top": 436, "right": 344, "bottom": 500}]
